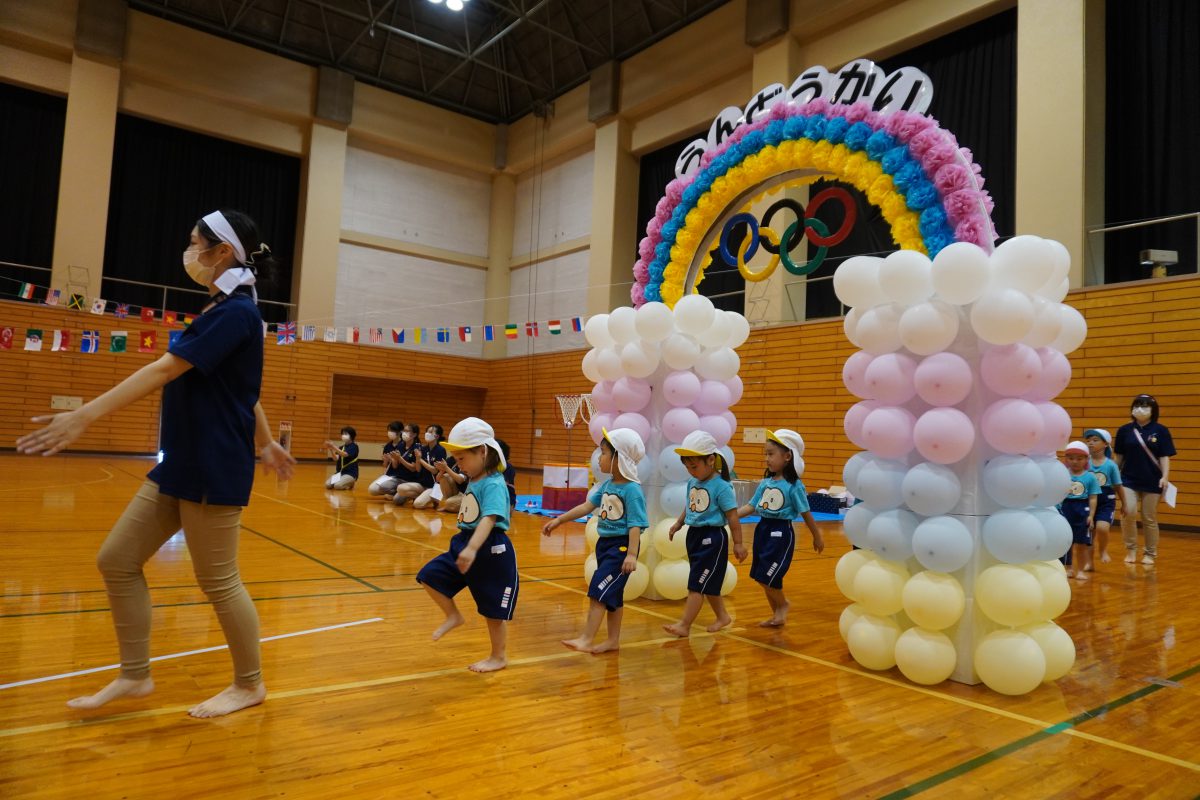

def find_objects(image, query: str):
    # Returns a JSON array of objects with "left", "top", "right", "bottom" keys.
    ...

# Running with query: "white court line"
[{"left": 0, "top": 617, "right": 384, "bottom": 691}]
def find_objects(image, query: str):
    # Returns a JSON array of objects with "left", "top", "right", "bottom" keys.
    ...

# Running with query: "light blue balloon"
[
  {"left": 843, "top": 503, "right": 876, "bottom": 549},
  {"left": 719, "top": 446, "right": 736, "bottom": 473},
  {"left": 1031, "top": 455, "right": 1071, "bottom": 507},
  {"left": 857, "top": 458, "right": 908, "bottom": 510},
  {"left": 912, "top": 516, "right": 974, "bottom": 573},
  {"left": 660, "top": 482, "right": 687, "bottom": 518},
  {"left": 659, "top": 446, "right": 688, "bottom": 483},
  {"left": 983, "top": 455, "right": 1044, "bottom": 508},
  {"left": 591, "top": 447, "right": 611, "bottom": 481},
  {"left": 842, "top": 452, "right": 874, "bottom": 497},
  {"left": 1031, "top": 507, "right": 1072, "bottom": 559},
  {"left": 902, "top": 462, "right": 962, "bottom": 516},
  {"left": 982, "top": 509, "right": 1047, "bottom": 563},
  {"left": 867, "top": 509, "right": 919, "bottom": 561}
]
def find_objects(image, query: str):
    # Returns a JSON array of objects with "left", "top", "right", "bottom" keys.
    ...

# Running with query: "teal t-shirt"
[
  {"left": 684, "top": 475, "right": 737, "bottom": 527},
  {"left": 588, "top": 479, "right": 649, "bottom": 537},
  {"left": 457, "top": 471, "right": 511, "bottom": 533},
  {"left": 1089, "top": 457, "right": 1122, "bottom": 496},
  {"left": 1063, "top": 469, "right": 1101, "bottom": 504},
  {"left": 749, "top": 476, "right": 811, "bottom": 519}
]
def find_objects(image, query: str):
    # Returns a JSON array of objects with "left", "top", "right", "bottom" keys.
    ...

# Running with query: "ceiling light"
[
  {"left": 447, "top": 0, "right": 464, "bottom": 9},
  {"left": 427, "top": 0, "right": 443, "bottom": 4}
]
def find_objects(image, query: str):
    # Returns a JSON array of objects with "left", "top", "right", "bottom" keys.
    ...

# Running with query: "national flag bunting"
[
  {"left": 90, "top": 298, "right": 106, "bottom": 315},
  {"left": 324, "top": 327, "right": 337, "bottom": 342},
  {"left": 18, "top": 283, "right": 35, "bottom": 300},
  {"left": 459, "top": 326, "right": 472, "bottom": 343},
  {"left": 277, "top": 322, "right": 296, "bottom": 345},
  {"left": 302, "top": 325, "right": 316, "bottom": 341},
  {"left": 571, "top": 316, "right": 583, "bottom": 332},
  {"left": 180, "top": 314, "right": 191, "bottom": 327},
  {"left": 436, "top": 327, "right": 448, "bottom": 344},
  {"left": 505, "top": 324, "right": 518, "bottom": 340},
  {"left": 483, "top": 325, "right": 495, "bottom": 342},
  {"left": 548, "top": 319, "right": 562, "bottom": 335},
  {"left": 526, "top": 321, "right": 539, "bottom": 337},
  {"left": 110, "top": 331, "right": 127, "bottom": 353},
  {"left": 346, "top": 327, "right": 359, "bottom": 344},
  {"left": 51, "top": 330, "right": 70, "bottom": 351},
  {"left": 0, "top": 327, "right": 13, "bottom": 350},
  {"left": 114, "top": 303, "right": 129, "bottom": 319},
  {"left": 25, "top": 329, "right": 43, "bottom": 351},
  {"left": 67, "top": 293, "right": 85, "bottom": 310},
  {"left": 140, "top": 307, "right": 155, "bottom": 324},
  {"left": 44, "top": 289, "right": 60, "bottom": 306},
  {"left": 392, "top": 328, "right": 404, "bottom": 344},
  {"left": 138, "top": 330, "right": 156, "bottom": 353},
  {"left": 414, "top": 328, "right": 425, "bottom": 344},
  {"left": 164, "top": 310, "right": 178, "bottom": 327},
  {"left": 369, "top": 327, "right": 383, "bottom": 344},
  {"left": 81, "top": 330, "right": 100, "bottom": 353}
]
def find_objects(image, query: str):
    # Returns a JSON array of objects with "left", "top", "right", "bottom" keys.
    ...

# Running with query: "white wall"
[
  {"left": 506, "top": 250, "right": 590, "bottom": 355},
  {"left": 511, "top": 150, "right": 594, "bottom": 259}
]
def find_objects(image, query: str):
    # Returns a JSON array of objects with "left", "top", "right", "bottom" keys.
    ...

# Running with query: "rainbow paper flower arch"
[{"left": 632, "top": 97, "right": 997, "bottom": 307}]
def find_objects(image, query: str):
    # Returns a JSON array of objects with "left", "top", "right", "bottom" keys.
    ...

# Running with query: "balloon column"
[
  {"left": 835, "top": 236, "right": 1083, "bottom": 693},
  {"left": 580, "top": 295, "right": 750, "bottom": 600}
]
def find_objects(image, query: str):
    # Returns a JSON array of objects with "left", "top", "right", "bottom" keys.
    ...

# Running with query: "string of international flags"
[{"left": 1, "top": 282, "right": 587, "bottom": 352}]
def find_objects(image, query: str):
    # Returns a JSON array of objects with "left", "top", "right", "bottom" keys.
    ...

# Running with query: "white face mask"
[
  {"left": 1132, "top": 407, "right": 1152, "bottom": 422},
  {"left": 341, "top": 434, "right": 351, "bottom": 443},
  {"left": 387, "top": 431, "right": 398, "bottom": 440},
  {"left": 182, "top": 247, "right": 216, "bottom": 287},
  {"left": 424, "top": 432, "right": 437, "bottom": 444},
  {"left": 402, "top": 432, "right": 413, "bottom": 443}
]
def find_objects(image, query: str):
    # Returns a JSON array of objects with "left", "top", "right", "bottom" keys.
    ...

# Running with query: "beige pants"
[
  {"left": 98, "top": 481, "right": 261, "bottom": 685},
  {"left": 1120, "top": 486, "right": 1160, "bottom": 558}
]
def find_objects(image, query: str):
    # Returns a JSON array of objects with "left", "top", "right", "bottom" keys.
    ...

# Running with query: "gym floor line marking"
[
  {"left": 0, "top": 465, "right": 117, "bottom": 494},
  {"left": 0, "top": 631, "right": 710, "bottom": 740},
  {"left": 240, "top": 523, "right": 383, "bottom": 591},
  {"left": 0, "top": 617, "right": 384, "bottom": 691}
]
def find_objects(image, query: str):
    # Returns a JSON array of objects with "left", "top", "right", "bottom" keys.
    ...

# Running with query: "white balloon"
[
  {"left": 660, "top": 482, "right": 687, "bottom": 518},
  {"left": 584, "top": 314, "right": 613, "bottom": 348},
  {"left": 990, "top": 235, "right": 1058, "bottom": 294},
  {"left": 983, "top": 455, "right": 1045, "bottom": 508},
  {"left": 697, "top": 311, "right": 733, "bottom": 348},
  {"left": 879, "top": 250, "right": 934, "bottom": 306},
  {"left": 856, "top": 303, "right": 903, "bottom": 355},
  {"left": 842, "top": 452, "right": 874, "bottom": 497},
  {"left": 843, "top": 306, "right": 866, "bottom": 349},
  {"left": 674, "top": 294, "right": 716, "bottom": 336},
  {"left": 607, "top": 306, "right": 638, "bottom": 345},
  {"left": 899, "top": 300, "right": 960, "bottom": 356},
  {"left": 1044, "top": 239, "right": 1071, "bottom": 284},
  {"left": 634, "top": 301, "right": 674, "bottom": 342},
  {"left": 620, "top": 341, "right": 660, "bottom": 379},
  {"left": 834, "top": 256, "right": 886, "bottom": 308},
  {"left": 1038, "top": 276, "right": 1070, "bottom": 303},
  {"left": 659, "top": 446, "right": 688, "bottom": 483},
  {"left": 856, "top": 458, "right": 908, "bottom": 510},
  {"left": 695, "top": 347, "right": 740, "bottom": 380},
  {"left": 1050, "top": 304, "right": 1087, "bottom": 354},
  {"left": 725, "top": 311, "right": 751, "bottom": 348},
  {"left": 901, "top": 462, "right": 962, "bottom": 516},
  {"left": 932, "top": 242, "right": 991, "bottom": 306},
  {"left": 661, "top": 333, "right": 701, "bottom": 370},
  {"left": 970, "top": 288, "right": 1034, "bottom": 345},
  {"left": 1023, "top": 295, "right": 1063, "bottom": 348},
  {"left": 595, "top": 347, "right": 624, "bottom": 381},
  {"left": 581, "top": 349, "right": 603, "bottom": 383}
]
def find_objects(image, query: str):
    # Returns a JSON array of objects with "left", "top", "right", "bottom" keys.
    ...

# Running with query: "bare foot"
[
  {"left": 758, "top": 600, "right": 790, "bottom": 628},
  {"left": 188, "top": 682, "right": 266, "bottom": 718},
  {"left": 67, "top": 676, "right": 154, "bottom": 709},
  {"left": 589, "top": 640, "right": 619, "bottom": 654},
  {"left": 467, "top": 657, "right": 507, "bottom": 673},
  {"left": 561, "top": 637, "right": 592, "bottom": 652},
  {"left": 662, "top": 622, "right": 690, "bottom": 638},
  {"left": 1084, "top": 563, "right": 1095, "bottom": 572},
  {"left": 1100, "top": 550, "right": 1111, "bottom": 563},
  {"left": 432, "top": 612, "right": 464, "bottom": 641},
  {"left": 706, "top": 615, "right": 733, "bottom": 633},
  {"left": 1065, "top": 569, "right": 1075, "bottom": 578},
  {"left": 1073, "top": 571, "right": 1089, "bottom": 582},
  {"left": 759, "top": 618, "right": 785, "bottom": 628}
]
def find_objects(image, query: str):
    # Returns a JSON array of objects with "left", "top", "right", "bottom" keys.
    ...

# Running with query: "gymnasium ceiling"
[{"left": 129, "top": 0, "right": 732, "bottom": 124}]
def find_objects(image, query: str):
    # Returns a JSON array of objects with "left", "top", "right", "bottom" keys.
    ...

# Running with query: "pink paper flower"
[
  {"left": 768, "top": 100, "right": 793, "bottom": 120},
  {"left": 921, "top": 140, "right": 960, "bottom": 174},
  {"left": 633, "top": 259, "right": 650, "bottom": 282},
  {"left": 934, "top": 163, "right": 973, "bottom": 195},
  {"left": 639, "top": 237, "right": 655, "bottom": 262},
  {"left": 801, "top": 97, "right": 831, "bottom": 117},
  {"left": 955, "top": 217, "right": 995, "bottom": 249},
  {"left": 665, "top": 179, "right": 685, "bottom": 204},
  {"left": 631, "top": 282, "right": 646, "bottom": 307},
  {"left": 647, "top": 218, "right": 663, "bottom": 239},
  {"left": 908, "top": 129, "right": 945, "bottom": 159},
  {"left": 655, "top": 196, "right": 672, "bottom": 222},
  {"left": 885, "top": 112, "right": 937, "bottom": 142},
  {"left": 944, "top": 189, "right": 983, "bottom": 225}
]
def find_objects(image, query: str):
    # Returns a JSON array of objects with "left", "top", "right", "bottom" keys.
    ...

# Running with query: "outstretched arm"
[{"left": 254, "top": 402, "right": 296, "bottom": 479}]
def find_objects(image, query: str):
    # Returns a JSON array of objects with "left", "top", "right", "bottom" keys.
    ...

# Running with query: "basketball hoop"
[{"left": 555, "top": 394, "right": 593, "bottom": 429}]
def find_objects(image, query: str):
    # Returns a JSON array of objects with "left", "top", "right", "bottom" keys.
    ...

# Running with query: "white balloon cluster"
[
  {"left": 579, "top": 295, "right": 748, "bottom": 599},
  {"left": 834, "top": 237, "right": 1082, "bottom": 694}
]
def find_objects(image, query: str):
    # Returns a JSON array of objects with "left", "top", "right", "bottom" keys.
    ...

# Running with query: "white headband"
[{"left": 202, "top": 211, "right": 247, "bottom": 265}]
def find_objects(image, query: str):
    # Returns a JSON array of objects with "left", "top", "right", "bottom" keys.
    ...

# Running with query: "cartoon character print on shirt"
[
  {"left": 1068, "top": 479, "right": 1086, "bottom": 498},
  {"left": 458, "top": 492, "right": 481, "bottom": 526},
  {"left": 758, "top": 487, "right": 786, "bottom": 512},
  {"left": 1095, "top": 471, "right": 1108, "bottom": 487},
  {"left": 688, "top": 486, "right": 711, "bottom": 513},
  {"left": 599, "top": 492, "right": 625, "bottom": 521}
]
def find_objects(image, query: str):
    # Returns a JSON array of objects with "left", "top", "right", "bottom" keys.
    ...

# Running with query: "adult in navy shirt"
[
  {"left": 17, "top": 210, "right": 295, "bottom": 718},
  {"left": 1113, "top": 394, "right": 1175, "bottom": 566}
]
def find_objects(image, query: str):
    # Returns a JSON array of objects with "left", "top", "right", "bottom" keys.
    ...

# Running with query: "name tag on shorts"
[
  {"left": 490, "top": 544, "right": 507, "bottom": 554},
  {"left": 770, "top": 531, "right": 783, "bottom": 538},
  {"left": 702, "top": 537, "right": 712, "bottom": 545}
]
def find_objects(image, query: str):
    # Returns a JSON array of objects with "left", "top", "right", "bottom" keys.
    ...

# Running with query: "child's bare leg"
[
  {"left": 468, "top": 618, "right": 507, "bottom": 672},
  {"left": 759, "top": 585, "right": 790, "bottom": 627},
  {"left": 705, "top": 595, "right": 733, "bottom": 632},
  {"left": 1072, "top": 544, "right": 1089, "bottom": 581},
  {"left": 423, "top": 584, "right": 464, "bottom": 640},
  {"left": 591, "top": 608, "right": 623, "bottom": 653},
  {"left": 563, "top": 600, "right": 605, "bottom": 651},
  {"left": 1083, "top": 543, "right": 1095, "bottom": 571},
  {"left": 1096, "top": 522, "right": 1110, "bottom": 563},
  {"left": 663, "top": 592, "right": 705, "bottom": 637}
]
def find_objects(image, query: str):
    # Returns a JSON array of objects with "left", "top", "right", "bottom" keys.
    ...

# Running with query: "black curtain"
[
  {"left": 0, "top": 81, "right": 66, "bottom": 290},
  {"left": 104, "top": 114, "right": 300, "bottom": 323},
  {"left": 1104, "top": 0, "right": 1200, "bottom": 282}
]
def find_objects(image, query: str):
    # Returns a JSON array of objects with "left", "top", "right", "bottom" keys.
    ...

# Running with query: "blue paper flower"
[
  {"left": 824, "top": 117, "right": 850, "bottom": 144},
  {"left": 881, "top": 146, "right": 911, "bottom": 175},
  {"left": 866, "top": 131, "right": 897, "bottom": 160},
  {"left": 844, "top": 121, "right": 873, "bottom": 150}
]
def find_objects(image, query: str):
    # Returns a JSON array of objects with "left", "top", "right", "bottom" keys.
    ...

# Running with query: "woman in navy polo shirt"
[
  {"left": 1113, "top": 394, "right": 1175, "bottom": 566},
  {"left": 17, "top": 209, "right": 295, "bottom": 718}
]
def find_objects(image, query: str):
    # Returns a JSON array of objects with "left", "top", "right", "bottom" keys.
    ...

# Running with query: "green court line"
[
  {"left": 880, "top": 661, "right": 1200, "bottom": 798},
  {"left": 240, "top": 524, "right": 383, "bottom": 591}
]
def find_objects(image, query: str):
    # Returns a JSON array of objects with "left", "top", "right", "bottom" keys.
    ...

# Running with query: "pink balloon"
[
  {"left": 693, "top": 380, "right": 733, "bottom": 415},
  {"left": 864, "top": 352, "right": 918, "bottom": 405},
  {"left": 981, "top": 343, "right": 1042, "bottom": 397},
  {"left": 914, "top": 352, "right": 973, "bottom": 407},
  {"left": 662, "top": 370, "right": 702, "bottom": 407},
  {"left": 612, "top": 412, "right": 651, "bottom": 445},
  {"left": 724, "top": 376, "right": 744, "bottom": 405},
  {"left": 862, "top": 406, "right": 916, "bottom": 460},
  {"left": 613, "top": 377, "right": 652, "bottom": 412},
  {"left": 981, "top": 398, "right": 1044, "bottom": 455},
  {"left": 914, "top": 408, "right": 976, "bottom": 464},
  {"left": 1023, "top": 347, "right": 1072, "bottom": 401},
  {"left": 720, "top": 410, "right": 737, "bottom": 434},
  {"left": 662, "top": 407, "right": 700, "bottom": 444},
  {"left": 588, "top": 413, "right": 615, "bottom": 445},
  {"left": 844, "top": 401, "right": 878, "bottom": 449},
  {"left": 1032, "top": 401, "right": 1072, "bottom": 454},
  {"left": 590, "top": 381, "right": 617, "bottom": 413},
  {"left": 842, "top": 351, "right": 876, "bottom": 400},
  {"left": 698, "top": 414, "right": 733, "bottom": 446}
]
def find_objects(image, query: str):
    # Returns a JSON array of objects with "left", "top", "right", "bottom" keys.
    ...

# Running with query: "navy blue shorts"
[
  {"left": 589, "top": 535, "right": 631, "bottom": 611},
  {"left": 750, "top": 517, "right": 795, "bottom": 589},
  {"left": 416, "top": 530, "right": 518, "bottom": 620},
  {"left": 1060, "top": 500, "right": 1093, "bottom": 549},
  {"left": 1095, "top": 493, "right": 1116, "bottom": 525},
  {"left": 686, "top": 525, "right": 728, "bottom": 596}
]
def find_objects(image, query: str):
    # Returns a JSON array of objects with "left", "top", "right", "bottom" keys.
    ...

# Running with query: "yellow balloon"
[
  {"left": 839, "top": 603, "right": 867, "bottom": 642},
  {"left": 976, "top": 564, "right": 1045, "bottom": 628},
  {"left": 651, "top": 558, "right": 690, "bottom": 600},
  {"left": 852, "top": 559, "right": 909, "bottom": 617},
  {"left": 720, "top": 562, "right": 738, "bottom": 596},
  {"left": 975, "top": 629, "right": 1047, "bottom": 695},
  {"left": 1042, "top": 558, "right": 1067, "bottom": 575},
  {"left": 847, "top": 614, "right": 901, "bottom": 671},
  {"left": 1020, "top": 621, "right": 1076, "bottom": 682},
  {"left": 585, "top": 515, "right": 600, "bottom": 549},
  {"left": 654, "top": 518, "right": 687, "bottom": 560},
  {"left": 623, "top": 562, "right": 650, "bottom": 601},
  {"left": 1025, "top": 562, "right": 1071, "bottom": 619},
  {"left": 637, "top": 530, "right": 651, "bottom": 561},
  {"left": 894, "top": 627, "right": 958, "bottom": 685},
  {"left": 902, "top": 571, "right": 966, "bottom": 631},
  {"left": 583, "top": 553, "right": 597, "bottom": 584},
  {"left": 834, "top": 549, "right": 876, "bottom": 601}
]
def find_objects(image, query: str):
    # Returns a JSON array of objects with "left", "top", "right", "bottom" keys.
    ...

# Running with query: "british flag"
[{"left": 276, "top": 322, "right": 296, "bottom": 345}]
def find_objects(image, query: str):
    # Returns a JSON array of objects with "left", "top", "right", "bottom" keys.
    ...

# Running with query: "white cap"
[
  {"left": 443, "top": 417, "right": 506, "bottom": 470},
  {"left": 1064, "top": 440, "right": 1089, "bottom": 456},
  {"left": 768, "top": 428, "right": 806, "bottom": 475},
  {"left": 603, "top": 427, "right": 645, "bottom": 483},
  {"left": 675, "top": 430, "right": 726, "bottom": 471}
]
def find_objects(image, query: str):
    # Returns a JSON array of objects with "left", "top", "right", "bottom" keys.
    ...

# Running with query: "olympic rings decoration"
[{"left": 717, "top": 186, "right": 857, "bottom": 281}]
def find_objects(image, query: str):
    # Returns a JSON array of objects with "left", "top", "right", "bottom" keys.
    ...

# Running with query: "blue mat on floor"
[{"left": 515, "top": 494, "right": 842, "bottom": 523}]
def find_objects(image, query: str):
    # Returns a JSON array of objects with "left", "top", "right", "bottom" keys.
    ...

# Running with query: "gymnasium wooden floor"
[{"left": 1, "top": 454, "right": 1198, "bottom": 799}]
